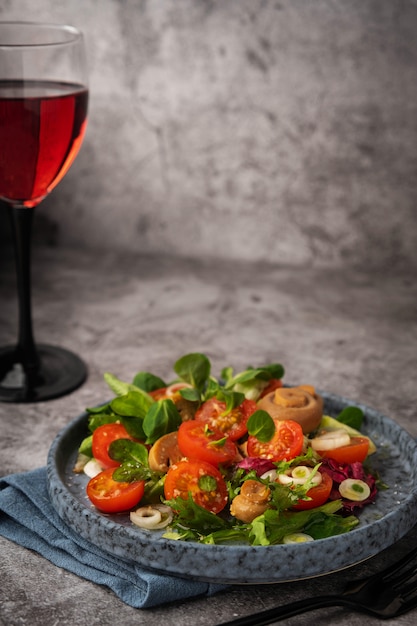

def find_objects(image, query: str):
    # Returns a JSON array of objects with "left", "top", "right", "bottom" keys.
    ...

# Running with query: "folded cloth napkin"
[{"left": 0, "top": 467, "right": 228, "bottom": 608}]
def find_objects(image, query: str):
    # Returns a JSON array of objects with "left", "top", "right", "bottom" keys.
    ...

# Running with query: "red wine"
[{"left": 0, "top": 80, "right": 88, "bottom": 207}]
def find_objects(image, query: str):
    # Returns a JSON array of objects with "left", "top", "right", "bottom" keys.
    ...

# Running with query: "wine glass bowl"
[{"left": 0, "top": 22, "right": 89, "bottom": 402}]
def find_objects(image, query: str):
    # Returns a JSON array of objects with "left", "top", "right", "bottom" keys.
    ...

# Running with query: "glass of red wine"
[{"left": 0, "top": 22, "right": 89, "bottom": 402}]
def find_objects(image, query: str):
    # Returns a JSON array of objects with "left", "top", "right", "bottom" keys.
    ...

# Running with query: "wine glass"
[{"left": 0, "top": 22, "right": 89, "bottom": 402}]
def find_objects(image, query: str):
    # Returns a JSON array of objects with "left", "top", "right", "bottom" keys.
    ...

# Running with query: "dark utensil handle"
[{"left": 218, "top": 595, "right": 347, "bottom": 626}]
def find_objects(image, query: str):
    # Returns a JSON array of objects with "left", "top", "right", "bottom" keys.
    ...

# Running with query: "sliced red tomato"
[
  {"left": 194, "top": 397, "right": 257, "bottom": 441},
  {"left": 86, "top": 468, "right": 145, "bottom": 513},
  {"left": 247, "top": 419, "right": 304, "bottom": 462},
  {"left": 164, "top": 459, "right": 228, "bottom": 514},
  {"left": 259, "top": 378, "right": 283, "bottom": 398},
  {"left": 291, "top": 472, "right": 333, "bottom": 510},
  {"left": 316, "top": 436, "right": 370, "bottom": 464},
  {"left": 149, "top": 387, "right": 168, "bottom": 401},
  {"left": 92, "top": 423, "right": 136, "bottom": 469},
  {"left": 177, "top": 419, "right": 238, "bottom": 466}
]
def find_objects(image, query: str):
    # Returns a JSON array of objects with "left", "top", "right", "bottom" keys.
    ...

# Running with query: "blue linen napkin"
[{"left": 0, "top": 467, "right": 228, "bottom": 608}]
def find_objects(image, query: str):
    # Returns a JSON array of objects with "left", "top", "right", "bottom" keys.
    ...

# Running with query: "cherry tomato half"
[
  {"left": 194, "top": 397, "right": 257, "bottom": 441},
  {"left": 177, "top": 419, "right": 238, "bottom": 466},
  {"left": 316, "top": 436, "right": 370, "bottom": 464},
  {"left": 291, "top": 472, "right": 333, "bottom": 511},
  {"left": 149, "top": 387, "right": 168, "bottom": 401},
  {"left": 86, "top": 468, "right": 145, "bottom": 513},
  {"left": 164, "top": 459, "right": 228, "bottom": 514},
  {"left": 92, "top": 423, "right": 136, "bottom": 469},
  {"left": 247, "top": 419, "right": 304, "bottom": 462}
]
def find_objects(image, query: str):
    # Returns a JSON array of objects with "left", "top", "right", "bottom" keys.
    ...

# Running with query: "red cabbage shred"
[{"left": 320, "top": 458, "right": 378, "bottom": 513}]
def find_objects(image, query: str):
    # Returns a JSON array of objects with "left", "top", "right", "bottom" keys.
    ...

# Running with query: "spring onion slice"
[
  {"left": 339, "top": 478, "right": 371, "bottom": 501},
  {"left": 130, "top": 504, "right": 173, "bottom": 529},
  {"left": 83, "top": 458, "right": 105, "bottom": 478},
  {"left": 277, "top": 465, "right": 322, "bottom": 486},
  {"left": 310, "top": 429, "right": 351, "bottom": 451}
]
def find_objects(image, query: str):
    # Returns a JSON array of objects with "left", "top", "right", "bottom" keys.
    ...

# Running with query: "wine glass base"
[{"left": 0, "top": 344, "right": 87, "bottom": 403}]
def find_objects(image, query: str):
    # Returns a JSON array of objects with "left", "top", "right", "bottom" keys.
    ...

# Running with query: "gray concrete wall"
[{"left": 1, "top": 0, "right": 416, "bottom": 271}]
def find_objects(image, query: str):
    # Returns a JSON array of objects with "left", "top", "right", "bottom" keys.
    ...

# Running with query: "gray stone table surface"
[{"left": 1, "top": 245, "right": 417, "bottom": 626}]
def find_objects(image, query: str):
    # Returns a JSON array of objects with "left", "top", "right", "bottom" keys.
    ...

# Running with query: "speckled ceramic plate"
[{"left": 47, "top": 392, "right": 417, "bottom": 584}]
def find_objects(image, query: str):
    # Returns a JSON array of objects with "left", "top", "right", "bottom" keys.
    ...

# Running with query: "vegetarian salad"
[{"left": 74, "top": 353, "right": 381, "bottom": 546}]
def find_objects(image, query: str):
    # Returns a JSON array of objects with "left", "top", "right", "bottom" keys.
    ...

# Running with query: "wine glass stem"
[{"left": 8, "top": 206, "right": 39, "bottom": 370}]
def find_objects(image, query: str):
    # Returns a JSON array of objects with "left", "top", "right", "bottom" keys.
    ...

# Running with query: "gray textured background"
[
  {"left": 2, "top": 4, "right": 417, "bottom": 625},
  {"left": 1, "top": 0, "right": 416, "bottom": 271}
]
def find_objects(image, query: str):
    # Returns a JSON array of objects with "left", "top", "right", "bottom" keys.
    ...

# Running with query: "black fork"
[{"left": 218, "top": 545, "right": 417, "bottom": 625}]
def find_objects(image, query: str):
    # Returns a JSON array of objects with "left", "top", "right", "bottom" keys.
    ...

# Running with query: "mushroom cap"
[{"left": 256, "top": 385, "right": 323, "bottom": 434}]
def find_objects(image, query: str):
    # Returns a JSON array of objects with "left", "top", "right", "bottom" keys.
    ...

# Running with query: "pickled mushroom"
[
  {"left": 148, "top": 431, "right": 183, "bottom": 473},
  {"left": 230, "top": 479, "right": 271, "bottom": 523},
  {"left": 256, "top": 385, "right": 323, "bottom": 434}
]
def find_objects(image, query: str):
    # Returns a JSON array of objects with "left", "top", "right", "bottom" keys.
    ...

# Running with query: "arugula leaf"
[
  {"left": 304, "top": 511, "right": 359, "bottom": 539},
  {"left": 223, "top": 363, "right": 285, "bottom": 400},
  {"left": 173, "top": 353, "right": 211, "bottom": 392},
  {"left": 203, "top": 377, "right": 222, "bottom": 400},
  {"left": 132, "top": 371, "right": 166, "bottom": 392},
  {"left": 110, "top": 389, "right": 155, "bottom": 440},
  {"left": 109, "top": 439, "right": 164, "bottom": 485},
  {"left": 224, "top": 367, "right": 261, "bottom": 388},
  {"left": 268, "top": 481, "right": 305, "bottom": 511},
  {"left": 111, "top": 389, "right": 154, "bottom": 420},
  {"left": 337, "top": 406, "right": 364, "bottom": 430},
  {"left": 178, "top": 387, "right": 201, "bottom": 403},
  {"left": 252, "top": 500, "right": 352, "bottom": 545},
  {"left": 143, "top": 399, "right": 182, "bottom": 444},
  {"left": 164, "top": 494, "right": 228, "bottom": 533},
  {"left": 201, "top": 527, "right": 251, "bottom": 545},
  {"left": 225, "top": 364, "right": 285, "bottom": 388},
  {"left": 86, "top": 402, "right": 112, "bottom": 415},
  {"left": 141, "top": 476, "right": 166, "bottom": 504},
  {"left": 260, "top": 363, "right": 285, "bottom": 379},
  {"left": 85, "top": 402, "right": 119, "bottom": 432},
  {"left": 87, "top": 411, "right": 120, "bottom": 432},
  {"left": 220, "top": 366, "right": 234, "bottom": 385},
  {"left": 247, "top": 410, "right": 275, "bottom": 442},
  {"left": 109, "top": 440, "right": 164, "bottom": 487},
  {"left": 249, "top": 516, "right": 271, "bottom": 546},
  {"left": 119, "top": 415, "right": 146, "bottom": 440},
  {"left": 214, "top": 389, "right": 245, "bottom": 413},
  {"left": 112, "top": 462, "right": 151, "bottom": 483},
  {"left": 78, "top": 434, "right": 93, "bottom": 456},
  {"left": 109, "top": 438, "right": 149, "bottom": 466},
  {"left": 104, "top": 372, "right": 141, "bottom": 397}
]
